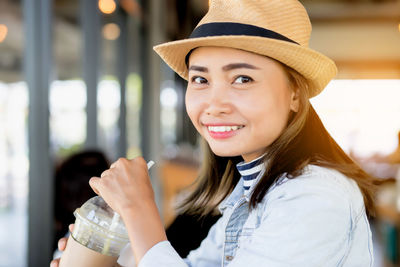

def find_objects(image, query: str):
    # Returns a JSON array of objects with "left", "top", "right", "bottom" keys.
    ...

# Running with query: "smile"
[
  {"left": 205, "top": 124, "right": 245, "bottom": 140},
  {"left": 207, "top": 125, "right": 244, "bottom": 132}
]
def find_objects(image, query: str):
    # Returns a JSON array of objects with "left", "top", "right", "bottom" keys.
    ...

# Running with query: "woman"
[{"left": 52, "top": 0, "right": 378, "bottom": 266}]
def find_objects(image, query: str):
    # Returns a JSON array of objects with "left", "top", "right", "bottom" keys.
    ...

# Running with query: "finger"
[
  {"left": 58, "top": 237, "right": 67, "bottom": 251},
  {"left": 100, "top": 170, "right": 108, "bottom": 178},
  {"left": 127, "top": 156, "right": 147, "bottom": 172},
  {"left": 131, "top": 156, "right": 146, "bottom": 165},
  {"left": 50, "top": 259, "right": 59, "bottom": 267},
  {"left": 89, "top": 177, "right": 101, "bottom": 195},
  {"left": 68, "top": 224, "right": 74, "bottom": 233},
  {"left": 111, "top": 157, "right": 126, "bottom": 168}
]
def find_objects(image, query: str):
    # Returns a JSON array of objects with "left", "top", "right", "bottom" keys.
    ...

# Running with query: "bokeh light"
[
  {"left": 102, "top": 23, "right": 120, "bottom": 40},
  {"left": 0, "top": 24, "right": 8, "bottom": 43},
  {"left": 98, "top": 0, "right": 116, "bottom": 14}
]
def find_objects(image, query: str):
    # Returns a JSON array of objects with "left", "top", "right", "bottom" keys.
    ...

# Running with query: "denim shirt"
[{"left": 120, "top": 164, "right": 373, "bottom": 267}]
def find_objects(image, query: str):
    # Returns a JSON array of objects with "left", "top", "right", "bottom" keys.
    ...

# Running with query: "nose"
[{"left": 204, "top": 84, "right": 232, "bottom": 116}]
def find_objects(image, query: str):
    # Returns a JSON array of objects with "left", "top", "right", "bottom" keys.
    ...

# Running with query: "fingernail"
[{"left": 58, "top": 239, "right": 65, "bottom": 249}]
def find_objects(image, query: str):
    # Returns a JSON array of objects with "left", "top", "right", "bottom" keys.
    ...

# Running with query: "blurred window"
[
  {"left": 0, "top": 1, "right": 27, "bottom": 266},
  {"left": 52, "top": 0, "right": 84, "bottom": 158},
  {"left": 160, "top": 80, "right": 179, "bottom": 145},
  {"left": 50, "top": 80, "right": 86, "bottom": 157},
  {"left": 312, "top": 79, "right": 400, "bottom": 157},
  {"left": 98, "top": 78, "right": 121, "bottom": 159}
]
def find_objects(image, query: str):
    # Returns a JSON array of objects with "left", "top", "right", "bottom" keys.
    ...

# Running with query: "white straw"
[{"left": 147, "top": 160, "right": 155, "bottom": 170}]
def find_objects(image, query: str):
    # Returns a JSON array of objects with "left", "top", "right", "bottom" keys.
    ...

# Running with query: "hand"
[
  {"left": 50, "top": 224, "right": 74, "bottom": 267},
  {"left": 91, "top": 157, "right": 166, "bottom": 263},
  {"left": 89, "top": 156, "right": 154, "bottom": 217}
]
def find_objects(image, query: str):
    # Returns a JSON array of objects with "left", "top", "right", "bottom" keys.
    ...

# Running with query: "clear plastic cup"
[{"left": 59, "top": 196, "right": 129, "bottom": 267}]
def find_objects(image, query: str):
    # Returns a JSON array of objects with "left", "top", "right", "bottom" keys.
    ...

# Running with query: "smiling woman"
[
  {"left": 52, "top": 1, "right": 382, "bottom": 266},
  {"left": 146, "top": 1, "right": 379, "bottom": 266}
]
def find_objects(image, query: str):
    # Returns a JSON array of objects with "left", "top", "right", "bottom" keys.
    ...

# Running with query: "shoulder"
[
  {"left": 245, "top": 166, "right": 370, "bottom": 265},
  {"left": 262, "top": 165, "right": 365, "bottom": 220},
  {"left": 271, "top": 165, "right": 362, "bottom": 199}
]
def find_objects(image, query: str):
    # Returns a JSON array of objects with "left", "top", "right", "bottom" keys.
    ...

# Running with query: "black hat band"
[
  {"left": 185, "top": 22, "right": 299, "bottom": 65},
  {"left": 189, "top": 22, "right": 299, "bottom": 45}
]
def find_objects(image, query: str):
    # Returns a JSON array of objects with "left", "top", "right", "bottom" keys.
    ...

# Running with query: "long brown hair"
[{"left": 179, "top": 62, "right": 380, "bottom": 218}]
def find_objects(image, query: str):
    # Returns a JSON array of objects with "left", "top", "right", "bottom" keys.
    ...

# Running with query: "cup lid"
[{"left": 74, "top": 196, "right": 129, "bottom": 239}]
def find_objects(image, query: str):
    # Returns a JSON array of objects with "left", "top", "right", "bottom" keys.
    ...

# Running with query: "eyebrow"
[
  {"left": 188, "top": 63, "right": 260, "bottom": 73},
  {"left": 222, "top": 63, "right": 260, "bottom": 71},
  {"left": 188, "top": 65, "right": 208, "bottom": 72}
]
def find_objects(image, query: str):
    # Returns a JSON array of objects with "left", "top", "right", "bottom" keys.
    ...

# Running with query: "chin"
[{"left": 209, "top": 147, "right": 242, "bottom": 158}]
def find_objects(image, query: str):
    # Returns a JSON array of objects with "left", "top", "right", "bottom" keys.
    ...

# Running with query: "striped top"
[{"left": 236, "top": 155, "right": 265, "bottom": 196}]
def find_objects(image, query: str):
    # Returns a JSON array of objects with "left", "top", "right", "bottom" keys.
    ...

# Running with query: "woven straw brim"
[{"left": 154, "top": 36, "right": 337, "bottom": 98}]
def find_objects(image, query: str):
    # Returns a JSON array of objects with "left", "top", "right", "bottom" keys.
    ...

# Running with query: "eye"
[
  {"left": 191, "top": 76, "right": 208, "bottom": 84},
  {"left": 234, "top": 76, "right": 253, "bottom": 84}
]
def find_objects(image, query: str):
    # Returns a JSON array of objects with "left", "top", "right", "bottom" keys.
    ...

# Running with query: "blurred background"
[{"left": 0, "top": 0, "right": 399, "bottom": 266}]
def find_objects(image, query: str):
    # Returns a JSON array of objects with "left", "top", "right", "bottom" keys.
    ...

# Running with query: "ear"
[{"left": 290, "top": 88, "right": 300, "bottom": 112}]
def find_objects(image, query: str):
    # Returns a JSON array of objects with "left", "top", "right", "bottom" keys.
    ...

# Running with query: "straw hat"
[{"left": 153, "top": 0, "right": 337, "bottom": 98}]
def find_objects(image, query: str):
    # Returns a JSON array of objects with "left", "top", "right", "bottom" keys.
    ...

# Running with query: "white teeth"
[{"left": 207, "top": 125, "right": 243, "bottom": 132}]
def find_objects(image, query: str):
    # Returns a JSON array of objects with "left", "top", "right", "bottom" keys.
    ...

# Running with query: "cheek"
[
  {"left": 185, "top": 91, "right": 202, "bottom": 130},
  {"left": 248, "top": 95, "right": 291, "bottom": 135}
]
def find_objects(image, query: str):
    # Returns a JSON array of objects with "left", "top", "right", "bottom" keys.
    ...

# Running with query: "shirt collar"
[
  {"left": 219, "top": 155, "right": 267, "bottom": 212},
  {"left": 236, "top": 153, "right": 265, "bottom": 174}
]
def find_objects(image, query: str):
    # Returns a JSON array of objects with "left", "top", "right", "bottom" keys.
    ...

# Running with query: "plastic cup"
[
  {"left": 59, "top": 196, "right": 129, "bottom": 267},
  {"left": 59, "top": 160, "right": 155, "bottom": 266}
]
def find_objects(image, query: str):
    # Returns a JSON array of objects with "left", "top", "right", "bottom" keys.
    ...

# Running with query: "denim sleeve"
[
  {"left": 228, "top": 175, "right": 355, "bottom": 267},
  {"left": 138, "top": 241, "right": 187, "bottom": 267},
  {"left": 138, "top": 215, "right": 225, "bottom": 267}
]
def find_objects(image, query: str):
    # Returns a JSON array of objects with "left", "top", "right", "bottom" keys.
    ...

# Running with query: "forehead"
[{"left": 188, "top": 46, "right": 283, "bottom": 69}]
